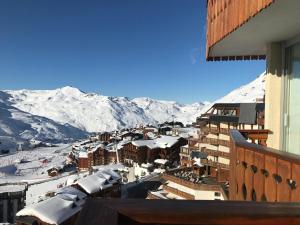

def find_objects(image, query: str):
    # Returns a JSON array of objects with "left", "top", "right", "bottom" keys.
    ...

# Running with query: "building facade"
[{"left": 0, "top": 183, "right": 28, "bottom": 224}]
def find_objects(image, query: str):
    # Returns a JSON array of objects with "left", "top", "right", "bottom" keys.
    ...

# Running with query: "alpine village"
[{"left": 1, "top": 1, "right": 300, "bottom": 225}]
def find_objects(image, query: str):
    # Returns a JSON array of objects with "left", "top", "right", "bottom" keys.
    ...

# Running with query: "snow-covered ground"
[{"left": 0, "top": 144, "right": 72, "bottom": 183}]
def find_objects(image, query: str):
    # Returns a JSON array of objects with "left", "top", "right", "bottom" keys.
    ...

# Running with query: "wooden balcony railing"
[
  {"left": 201, "top": 147, "right": 230, "bottom": 159},
  {"left": 162, "top": 173, "right": 221, "bottom": 192},
  {"left": 147, "top": 191, "right": 162, "bottom": 200},
  {"left": 201, "top": 159, "right": 230, "bottom": 170},
  {"left": 163, "top": 185, "right": 195, "bottom": 200},
  {"left": 206, "top": 0, "right": 275, "bottom": 60},
  {"left": 202, "top": 127, "right": 229, "bottom": 135},
  {"left": 239, "top": 129, "right": 269, "bottom": 146},
  {"left": 230, "top": 130, "right": 300, "bottom": 202},
  {"left": 76, "top": 198, "right": 300, "bottom": 225},
  {"left": 202, "top": 137, "right": 230, "bottom": 147}
]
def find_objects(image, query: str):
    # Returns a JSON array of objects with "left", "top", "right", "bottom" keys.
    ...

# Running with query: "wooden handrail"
[
  {"left": 230, "top": 130, "right": 300, "bottom": 164},
  {"left": 76, "top": 198, "right": 300, "bottom": 225},
  {"left": 230, "top": 129, "right": 300, "bottom": 202}
]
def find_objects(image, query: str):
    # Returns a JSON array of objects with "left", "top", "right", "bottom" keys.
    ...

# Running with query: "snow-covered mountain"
[
  {"left": 4, "top": 87, "right": 205, "bottom": 133},
  {"left": 0, "top": 72, "right": 265, "bottom": 143},
  {"left": 216, "top": 72, "right": 265, "bottom": 103},
  {"left": 0, "top": 91, "right": 88, "bottom": 143}
]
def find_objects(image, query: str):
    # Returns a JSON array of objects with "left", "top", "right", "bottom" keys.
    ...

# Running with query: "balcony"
[
  {"left": 201, "top": 159, "right": 230, "bottom": 170},
  {"left": 230, "top": 129, "right": 300, "bottom": 202},
  {"left": 162, "top": 170, "right": 222, "bottom": 192},
  {"left": 201, "top": 137, "right": 230, "bottom": 147},
  {"left": 201, "top": 147, "right": 230, "bottom": 159},
  {"left": 76, "top": 198, "right": 300, "bottom": 225},
  {"left": 163, "top": 185, "right": 195, "bottom": 200},
  {"left": 202, "top": 127, "right": 229, "bottom": 135}
]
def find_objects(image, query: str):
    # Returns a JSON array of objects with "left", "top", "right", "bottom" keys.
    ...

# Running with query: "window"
[
  {"left": 284, "top": 43, "right": 300, "bottom": 154},
  {"left": 214, "top": 192, "right": 221, "bottom": 197}
]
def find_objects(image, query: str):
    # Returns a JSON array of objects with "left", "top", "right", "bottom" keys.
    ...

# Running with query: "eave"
[{"left": 206, "top": 0, "right": 300, "bottom": 61}]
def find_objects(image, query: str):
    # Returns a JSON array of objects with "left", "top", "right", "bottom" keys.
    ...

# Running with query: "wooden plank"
[
  {"left": 253, "top": 152, "right": 265, "bottom": 201},
  {"left": 277, "top": 159, "right": 291, "bottom": 202},
  {"left": 229, "top": 140, "right": 237, "bottom": 200},
  {"left": 264, "top": 155, "right": 277, "bottom": 202},
  {"left": 236, "top": 147, "right": 245, "bottom": 200},
  {"left": 244, "top": 149, "right": 254, "bottom": 201},
  {"left": 291, "top": 163, "right": 300, "bottom": 202}
]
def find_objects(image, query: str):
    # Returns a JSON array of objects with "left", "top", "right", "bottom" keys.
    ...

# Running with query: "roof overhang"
[{"left": 207, "top": 0, "right": 300, "bottom": 61}]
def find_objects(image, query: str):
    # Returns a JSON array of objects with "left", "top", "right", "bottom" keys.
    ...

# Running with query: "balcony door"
[{"left": 284, "top": 42, "right": 300, "bottom": 154}]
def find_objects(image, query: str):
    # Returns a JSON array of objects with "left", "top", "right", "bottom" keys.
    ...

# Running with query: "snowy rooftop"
[
  {"left": 17, "top": 186, "right": 86, "bottom": 225},
  {"left": 0, "top": 184, "right": 27, "bottom": 194},
  {"left": 78, "top": 151, "right": 88, "bottom": 158},
  {"left": 89, "top": 142, "right": 106, "bottom": 153},
  {"left": 132, "top": 135, "right": 181, "bottom": 149},
  {"left": 77, "top": 170, "right": 120, "bottom": 195},
  {"left": 154, "top": 159, "right": 168, "bottom": 165}
]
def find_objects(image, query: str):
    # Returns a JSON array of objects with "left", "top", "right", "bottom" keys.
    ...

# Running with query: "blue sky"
[{"left": 0, "top": 0, "right": 265, "bottom": 103}]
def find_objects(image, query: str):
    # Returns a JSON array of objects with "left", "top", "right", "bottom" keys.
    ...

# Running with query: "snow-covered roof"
[
  {"left": 17, "top": 186, "right": 86, "bottom": 225},
  {"left": 153, "top": 168, "right": 166, "bottom": 174},
  {"left": 76, "top": 170, "right": 120, "bottom": 195},
  {"left": 0, "top": 184, "right": 27, "bottom": 194},
  {"left": 89, "top": 143, "right": 105, "bottom": 153},
  {"left": 132, "top": 135, "right": 180, "bottom": 149},
  {"left": 78, "top": 151, "right": 88, "bottom": 158},
  {"left": 146, "top": 132, "right": 157, "bottom": 139},
  {"left": 141, "top": 163, "right": 153, "bottom": 168},
  {"left": 154, "top": 159, "right": 168, "bottom": 165},
  {"left": 193, "top": 157, "right": 204, "bottom": 167}
]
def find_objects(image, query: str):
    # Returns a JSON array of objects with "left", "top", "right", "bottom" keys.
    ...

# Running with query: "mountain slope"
[
  {"left": 1, "top": 72, "right": 265, "bottom": 139},
  {"left": 216, "top": 72, "right": 265, "bottom": 103},
  {"left": 0, "top": 91, "right": 88, "bottom": 143},
  {"left": 5, "top": 87, "right": 205, "bottom": 132}
]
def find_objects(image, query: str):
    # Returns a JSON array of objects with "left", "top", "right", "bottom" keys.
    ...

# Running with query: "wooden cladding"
[
  {"left": 230, "top": 130, "right": 300, "bottom": 202},
  {"left": 206, "top": 0, "right": 275, "bottom": 59}
]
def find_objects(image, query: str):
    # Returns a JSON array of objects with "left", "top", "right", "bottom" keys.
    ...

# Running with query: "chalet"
[
  {"left": 180, "top": 103, "right": 266, "bottom": 183},
  {"left": 77, "top": 143, "right": 106, "bottom": 171},
  {"left": 47, "top": 165, "right": 64, "bottom": 177},
  {"left": 16, "top": 186, "right": 86, "bottom": 225},
  {"left": 123, "top": 135, "right": 187, "bottom": 166},
  {"left": 97, "top": 132, "right": 111, "bottom": 142}
]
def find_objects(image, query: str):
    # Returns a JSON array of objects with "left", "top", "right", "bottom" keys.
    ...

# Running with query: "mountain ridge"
[{"left": 0, "top": 72, "right": 265, "bottom": 143}]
